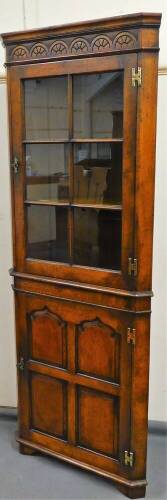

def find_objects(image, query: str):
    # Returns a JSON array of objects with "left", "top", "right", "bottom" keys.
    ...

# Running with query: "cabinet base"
[
  {"left": 118, "top": 483, "right": 146, "bottom": 498},
  {"left": 17, "top": 437, "right": 147, "bottom": 498},
  {"left": 19, "top": 443, "right": 37, "bottom": 455}
]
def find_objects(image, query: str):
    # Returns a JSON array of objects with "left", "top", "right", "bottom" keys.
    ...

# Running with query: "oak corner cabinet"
[{"left": 2, "top": 12, "right": 161, "bottom": 498}]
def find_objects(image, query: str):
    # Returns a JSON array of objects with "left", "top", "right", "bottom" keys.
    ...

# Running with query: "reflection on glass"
[
  {"left": 73, "top": 143, "right": 122, "bottom": 204},
  {"left": 74, "top": 208, "right": 121, "bottom": 270},
  {"left": 27, "top": 205, "right": 69, "bottom": 262},
  {"left": 26, "top": 144, "right": 69, "bottom": 202},
  {"left": 24, "top": 77, "right": 68, "bottom": 140},
  {"left": 73, "top": 72, "right": 123, "bottom": 138}
]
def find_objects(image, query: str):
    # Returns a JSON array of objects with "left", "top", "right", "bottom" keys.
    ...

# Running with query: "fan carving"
[
  {"left": 12, "top": 46, "right": 29, "bottom": 59},
  {"left": 50, "top": 41, "right": 68, "bottom": 56},
  {"left": 10, "top": 30, "right": 137, "bottom": 63},
  {"left": 70, "top": 38, "right": 89, "bottom": 54},
  {"left": 113, "top": 32, "right": 136, "bottom": 49},
  {"left": 92, "top": 36, "right": 111, "bottom": 52},
  {"left": 31, "top": 43, "right": 47, "bottom": 57}
]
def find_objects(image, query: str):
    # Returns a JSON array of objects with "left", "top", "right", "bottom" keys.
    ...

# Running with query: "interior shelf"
[{"left": 24, "top": 200, "right": 122, "bottom": 210}]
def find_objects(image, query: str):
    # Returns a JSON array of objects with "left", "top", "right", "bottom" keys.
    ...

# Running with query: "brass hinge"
[
  {"left": 124, "top": 450, "right": 134, "bottom": 467},
  {"left": 127, "top": 327, "right": 136, "bottom": 345},
  {"left": 132, "top": 67, "right": 142, "bottom": 87},
  {"left": 128, "top": 257, "right": 137, "bottom": 277}
]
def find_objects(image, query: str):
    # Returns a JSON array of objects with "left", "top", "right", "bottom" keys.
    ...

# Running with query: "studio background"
[{"left": 0, "top": 0, "right": 166, "bottom": 423}]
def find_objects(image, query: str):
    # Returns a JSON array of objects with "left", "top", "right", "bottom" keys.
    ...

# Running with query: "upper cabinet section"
[
  {"left": 8, "top": 53, "right": 137, "bottom": 289},
  {"left": 1, "top": 13, "right": 161, "bottom": 67},
  {"left": 1, "top": 13, "right": 161, "bottom": 291}
]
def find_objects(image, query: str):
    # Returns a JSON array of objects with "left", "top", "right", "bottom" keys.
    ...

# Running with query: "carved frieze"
[{"left": 7, "top": 29, "right": 138, "bottom": 65}]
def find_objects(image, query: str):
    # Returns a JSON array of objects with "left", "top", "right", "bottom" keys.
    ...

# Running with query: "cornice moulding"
[{"left": 1, "top": 13, "right": 162, "bottom": 45}]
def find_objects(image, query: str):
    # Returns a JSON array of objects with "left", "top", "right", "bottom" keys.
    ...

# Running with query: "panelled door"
[
  {"left": 16, "top": 293, "right": 133, "bottom": 476},
  {"left": 10, "top": 53, "right": 137, "bottom": 289}
]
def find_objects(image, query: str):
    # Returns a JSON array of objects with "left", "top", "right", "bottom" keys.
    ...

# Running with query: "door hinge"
[
  {"left": 11, "top": 157, "right": 19, "bottom": 174},
  {"left": 124, "top": 450, "right": 135, "bottom": 467},
  {"left": 128, "top": 257, "right": 137, "bottom": 277},
  {"left": 132, "top": 67, "right": 142, "bottom": 87},
  {"left": 127, "top": 327, "right": 136, "bottom": 345}
]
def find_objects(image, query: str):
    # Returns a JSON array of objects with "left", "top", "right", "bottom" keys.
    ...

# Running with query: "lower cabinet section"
[{"left": 15, "top": 290, "right": 149, "bottom": 498}]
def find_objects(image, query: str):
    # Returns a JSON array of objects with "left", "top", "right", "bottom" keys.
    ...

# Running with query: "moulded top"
[{"left": 1, "top": 12, "right": 162, "bottom": 45}]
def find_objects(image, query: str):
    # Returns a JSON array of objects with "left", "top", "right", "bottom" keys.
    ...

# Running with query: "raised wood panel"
[
  {"left": 77, "top": 387, "right": 119, "bottom": 457},
  {"left": 76, "top": 318, "right": 120, "bottom": 382},
  {"left": 30, "top": 373, "right": 67, "bottom": 439},
  {"left": 28, "top": 307, "right": 67, "bottom": 367}
]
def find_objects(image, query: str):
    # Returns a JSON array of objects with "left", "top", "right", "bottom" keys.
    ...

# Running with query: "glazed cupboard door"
[
  {"left": 16, "top": 293, "right": 133, "bottom": 476},
  {"left": 10, "top": 54, "right": 137, "bottom": 289}
]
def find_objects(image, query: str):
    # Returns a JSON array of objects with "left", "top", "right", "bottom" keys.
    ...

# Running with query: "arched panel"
[
  {"left": 76, "top": 318, "right": 120, "bottom": 382},
  {"left": 28, "top": 307, "right": 67, "bottom": 367}
]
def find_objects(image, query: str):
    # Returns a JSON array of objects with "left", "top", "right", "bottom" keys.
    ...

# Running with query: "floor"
[{"left": 0, "top": 411, "right": 166, "bottom": 500}]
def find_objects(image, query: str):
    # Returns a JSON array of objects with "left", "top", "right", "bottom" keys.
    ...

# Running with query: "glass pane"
[
  {"left": 73, "top": 143, "right": 122, "bottom": 204},
  {"left": 74, "top": 208, "right": 121, "bottom": 270},
  {"left": 24, "top": 77, "right": 68, "bottom": 140},
  {"left": 26, "top": 144, "right": 69, "bottom": 202},
  {"left": 27, "top": 205, "right": 69, "bottom": 262},
  {"left": 73, "top": 72, "right": 123, "bottom": 138}
]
